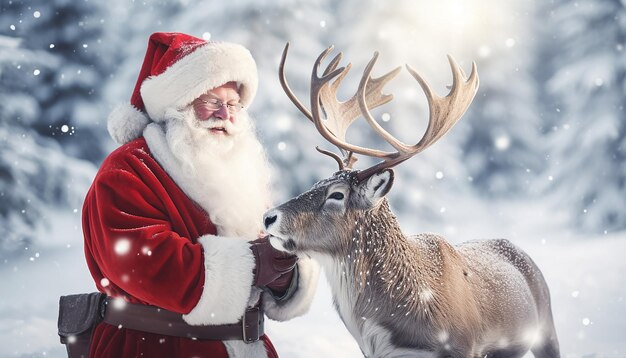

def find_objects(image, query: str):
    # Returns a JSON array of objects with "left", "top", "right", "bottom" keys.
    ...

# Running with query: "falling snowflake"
[
  {"left": 494, "top": 135, "right": 510, "bottom": 150},
  {"left": 505, "top": 38, "right": 516, "bottom": 48},
  {"left": 114, "top": 239, "right": 131, "bottom": 255},
  {"left": 101, "top": 278, "right": 110, "bottom": 287},
  {"left": 582, "top": 318, "right": 591, "bottom": 326}
]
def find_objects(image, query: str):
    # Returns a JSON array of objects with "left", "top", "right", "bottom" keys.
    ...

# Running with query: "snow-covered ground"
[{"left": 1, "top": 195, "right": 625, "bottom": 357}]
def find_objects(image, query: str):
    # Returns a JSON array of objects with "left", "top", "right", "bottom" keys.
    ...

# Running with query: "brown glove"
[{"left": 250, "top": 237, "right": 298, "bottom": 294}]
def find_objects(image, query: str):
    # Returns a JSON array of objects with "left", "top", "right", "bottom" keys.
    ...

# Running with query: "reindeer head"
[
  {"left": 264, "top": 169, "right": 394, "bottom": 254},
  {"left": 264, "top": 44, "right": 478, "bottom": 254}
]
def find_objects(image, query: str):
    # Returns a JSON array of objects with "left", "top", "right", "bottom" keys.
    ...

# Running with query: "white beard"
[{"left": 162, "top": 107, "right": 271, "bottom": 238}]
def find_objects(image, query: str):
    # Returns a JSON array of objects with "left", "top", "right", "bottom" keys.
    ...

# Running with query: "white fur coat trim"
[
  {"left": 141, "top": 42, "right": 258, "bottom": 122},
  {"left": 182, "top": 234, "right": 255, "bottom": 325},
  {"left": 107, "top": 103, "right": 150, "bottom": 144},
  {"left": 263, "top": 256, "right": 320, "bottom": 321}
]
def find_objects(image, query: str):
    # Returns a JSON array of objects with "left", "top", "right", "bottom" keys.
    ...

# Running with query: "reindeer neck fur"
[{"left": 314, "top": 198, "right": 449, "bottom": 355}]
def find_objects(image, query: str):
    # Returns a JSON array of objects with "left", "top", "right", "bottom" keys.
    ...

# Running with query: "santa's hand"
[{"left": 250, "top": 237, "right": 298, "bottom": 290}]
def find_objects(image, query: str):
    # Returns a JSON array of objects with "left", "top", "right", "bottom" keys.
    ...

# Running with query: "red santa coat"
[{"left": 83, "top": 124, "right": 320, "bottom": 357}]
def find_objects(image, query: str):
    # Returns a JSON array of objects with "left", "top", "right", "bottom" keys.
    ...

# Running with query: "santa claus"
[{"left": 82, "top": 32, "right": 319, "bottom": 357}]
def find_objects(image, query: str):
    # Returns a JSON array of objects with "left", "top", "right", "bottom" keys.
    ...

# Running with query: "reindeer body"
[
  {"left": 272, "top": 44, "right": 559, "bottom": 357},
  {"left": 265, "top": 171, "right": 559, "bottom": 357}
]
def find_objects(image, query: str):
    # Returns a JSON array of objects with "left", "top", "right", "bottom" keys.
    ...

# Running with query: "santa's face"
[
  {"left": 191, "top": 81, "right": 243, "bottom": 137},
  {"left": 165, "top": 82, "right": 253, "bottom": 158}
]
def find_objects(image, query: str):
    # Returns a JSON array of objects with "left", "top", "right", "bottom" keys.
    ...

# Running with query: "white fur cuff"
[
  {"left": 107, "top": 103, "right": 150, "bottom": 144},
  {"left": 263, "top": 256, "right": 320, "bottom": 321},
  {"left": 182, "top": 235, "right": 255, "bottom": 325}
]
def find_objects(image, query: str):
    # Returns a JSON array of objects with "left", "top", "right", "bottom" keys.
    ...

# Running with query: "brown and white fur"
[{"left": 264, "top": 169, "right": 559, "bottom": 358}]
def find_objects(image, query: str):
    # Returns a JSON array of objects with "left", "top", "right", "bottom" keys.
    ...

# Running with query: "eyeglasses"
[{"left": 196, "top": 98, "right": 244, "bottom": 115}]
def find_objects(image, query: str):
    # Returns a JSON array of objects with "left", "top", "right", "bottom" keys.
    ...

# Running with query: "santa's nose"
[{"left": 213, "top": 105, "right": 230, "bottom": 120}]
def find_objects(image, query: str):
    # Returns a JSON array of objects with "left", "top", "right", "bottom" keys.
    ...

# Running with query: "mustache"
[{"left": 196, "top": 117, "right": 237, "bottom": 132}]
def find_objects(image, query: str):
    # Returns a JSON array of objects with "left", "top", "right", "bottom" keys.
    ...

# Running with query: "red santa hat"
[{"left": 107, "top": 32, "right": 258, "bottom": 144}]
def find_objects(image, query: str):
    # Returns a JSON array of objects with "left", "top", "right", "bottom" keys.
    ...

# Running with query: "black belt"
[{"left": 102, "top": 297, "right": 264, "bottom": 343}]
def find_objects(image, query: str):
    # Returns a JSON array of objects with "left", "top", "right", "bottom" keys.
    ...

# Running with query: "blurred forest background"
[{"left": 1, "top": 0, "right": 625, "bottom": 357}]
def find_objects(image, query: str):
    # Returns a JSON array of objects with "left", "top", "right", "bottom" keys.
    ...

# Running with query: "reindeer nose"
[{"left": 264, "top": 213, "right": 278, "bottom": 229}]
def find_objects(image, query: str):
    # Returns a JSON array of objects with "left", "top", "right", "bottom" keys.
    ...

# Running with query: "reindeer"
[{"left": 263, "top": 44, "right": 560, "bottom": 358}]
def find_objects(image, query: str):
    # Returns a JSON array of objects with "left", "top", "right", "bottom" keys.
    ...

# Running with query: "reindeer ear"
[{"left": 363, "top": 169, "right": 395, "bottom": 203}]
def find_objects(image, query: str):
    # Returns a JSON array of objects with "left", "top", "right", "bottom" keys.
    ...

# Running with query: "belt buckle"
[{"left": 242, "top": 306, "right": 261, "bottom": 343}]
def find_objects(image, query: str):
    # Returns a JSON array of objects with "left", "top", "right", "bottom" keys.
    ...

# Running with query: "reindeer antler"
[
  {"left": 279, "top": 43, "right": 479, "bottom": 181},
  {"left": 355, "top": 54, "right": 479, "bottom": 181},
  {"left": 280, "top": 43, "right": 400, "bottom": 169}
]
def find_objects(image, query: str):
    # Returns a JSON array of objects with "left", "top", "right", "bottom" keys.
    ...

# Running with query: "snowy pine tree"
[
  {"left": 1, "top": 0, "right": 116, "bottom": 161},
  {"left": 0, "top": 0, "right": 114, "bottom": 257},
  {"left": 541, "top": 0, "right": 626, "bottom": 233}
]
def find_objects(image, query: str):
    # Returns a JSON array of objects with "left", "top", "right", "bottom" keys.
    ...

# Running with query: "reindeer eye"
[{"left": 328, "top": 192, "right": 344, "bottom": 200}]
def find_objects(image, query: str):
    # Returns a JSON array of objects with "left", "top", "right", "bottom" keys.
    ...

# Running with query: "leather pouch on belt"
[{"left": 58, "top": 292, "right": 106, "bottom": 348}]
